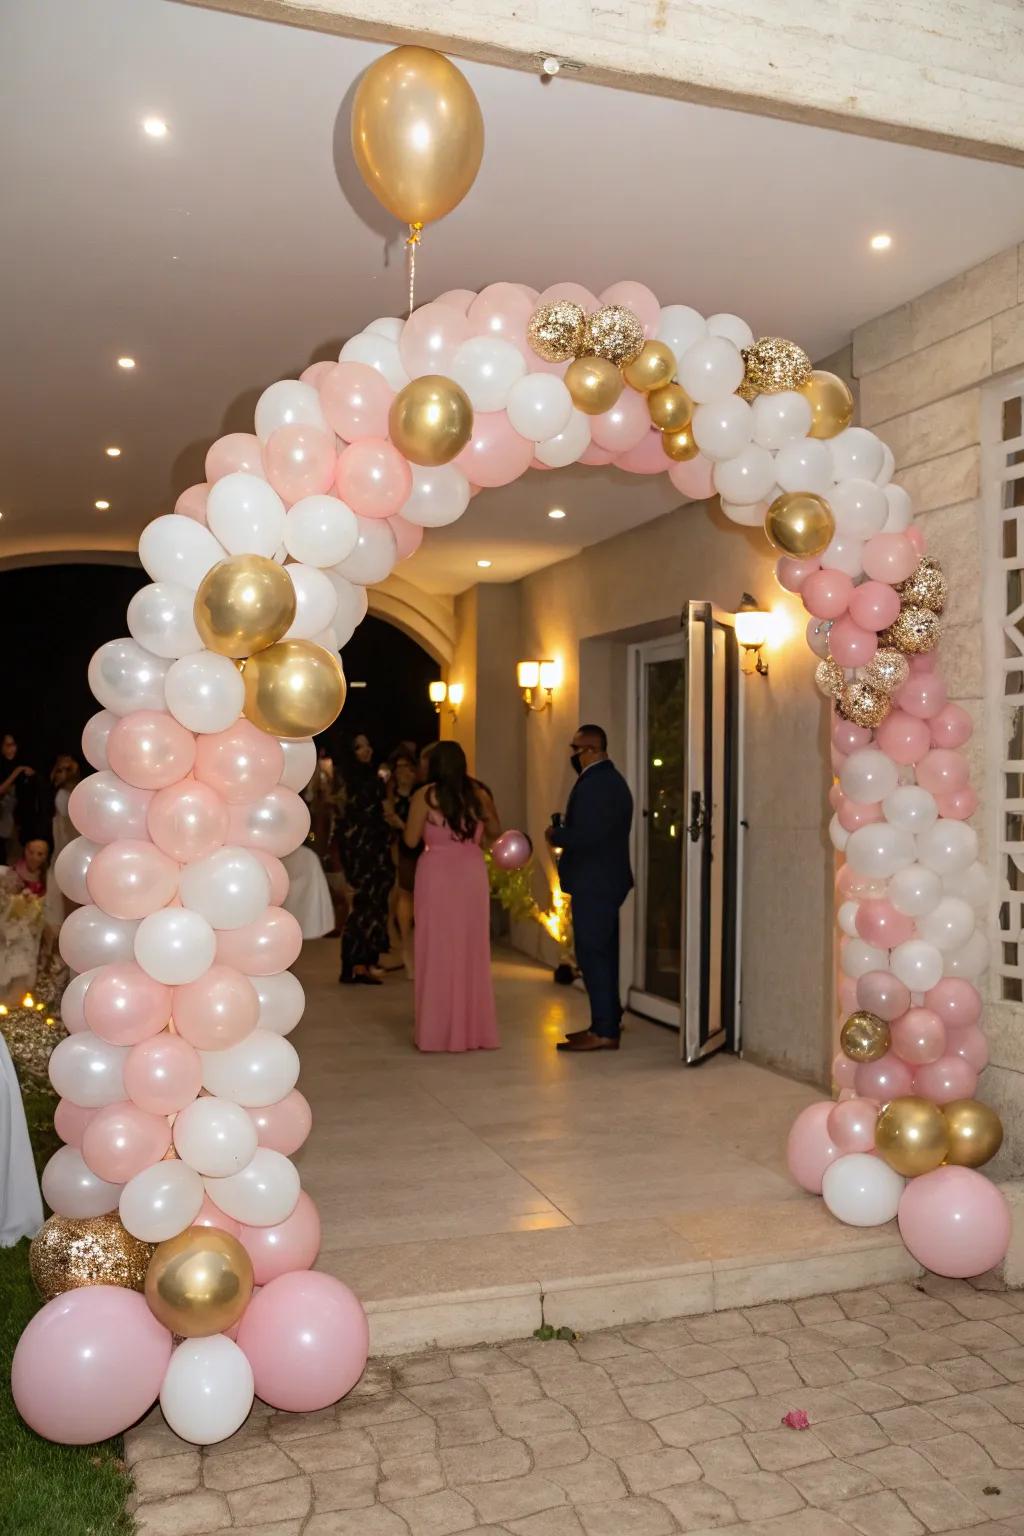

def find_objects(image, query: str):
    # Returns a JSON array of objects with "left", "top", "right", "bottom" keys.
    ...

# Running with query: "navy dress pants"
[{"left": 570, "top": 890, "right": 623, "bottom": 1039}]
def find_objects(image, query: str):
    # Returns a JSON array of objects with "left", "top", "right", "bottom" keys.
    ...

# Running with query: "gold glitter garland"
[
  {"left": 527, "top": 301, "right": 587, "bottom": 363},
  {"left": 881, "top": 606, "right": 941, "bottom": 654},
  {"left": 838, "top": 679, "right": 891, "bottom": 728},
  {"left": 584, "top": 305, "right": 645, "bottom": 366},
  {"left": 864, "top": 647, "right": 910, "bottom": 695},
  {"left": 815, "top": 658, "right": 845, "bottom": 699},
  {"left": 29, "top": 1213, "right": 153, "bottom": 1301},
  {"left": 741, "top": 337, "right": 813, "bottom": 395},
  {"left": 896, "top": 557, "right": 947, "bottom": 615}
]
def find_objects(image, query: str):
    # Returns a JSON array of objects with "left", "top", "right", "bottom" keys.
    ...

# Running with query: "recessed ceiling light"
[
  {"left": 94, "top": 500, "right": 110, "bottom": 510},
  {"left": 143, "top": 117, "right": 169, "bottom": 138},
  {"left": 870, "top": 233, "right": 892, "bottom": 251},
  {"left": 105, "top": 446, "right": 121, "bottom": 458},
  {"left": 547, "top": 508, "right": 566, "bottom": 520},
  {"left": 117, "top": 356, "right": 136, "bottom": 370},
  {"left": 476, "top": 559, "right": 492, "bottom": 569}
]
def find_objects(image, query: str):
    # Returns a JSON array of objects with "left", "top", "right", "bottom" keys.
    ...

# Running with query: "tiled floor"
[{"left": 128, "top": 1274, "right": 1024, "bottom": 1536}]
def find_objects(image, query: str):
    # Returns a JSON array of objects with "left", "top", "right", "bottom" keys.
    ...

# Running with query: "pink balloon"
[
  {"left": 174, "top": 483, "right": 209, "bottom": 524},
  {"left": 935, "top": 785, "right": 978, "bottom": 821},
  {"left": 216, "top": 907, "right": 303, "bottom": 976},
  {"left": 455, "top": 412, "right": 534, "bottom": 489},
  {"left": 193, "top": 721, "right": 284, "bottom": 806},
  {"left": 830, "top": 745, "right": 848, "bottom": 776},
  {"left": 906, "top": 525, "right": 926, "bottom": 557},
  {"left": 917, "top": 749, "right": 968, "bottom": 796},
  {"left": 862, "top": 533, "right": 918, "bottom": 584},
  {"left": 615, "top": 429, "right": 670, "bottom": 475},
  {"left": 206, "top": 433, "right": 264, "bottom": 484},
  {"left": 828, "top": 616, "right": 877, "bottom": 668},
  {"left": 400, "top": 300, "right": 471, "bottom": 375},
  {"left": 827, "top": 1097, "right": 878, "bottom": 1154},
  {"left": 82, "top": 1100, "right": 172, "bottom": 1184},
  {"left": 320, "top": 362, "right": 393, "bottom": 441},
  {"left": 389, "top": 514, "right": 424, "bottom": 561},
  {"left": 838, "top": 977, "right": 859, "bottom": 1015},
  {"left": 832, "top": 719, "right": 872, "bottom": 756},
  {"left": 895, "top": 672, "right": 947, "bottom": 720},
  {"left": 123, "top": 1033, "right": 201, "bottom": 1115},
  {"left": 86, "top": 839, "right": 179, "bottom": 920},
  {"left": 848, "top": 580, "right": 901, "bottom": 632},
  {"left": 54, "top": 1099, "right": 96, "bottom": 1149},
  {"left": 237, "top": 1188, "right": 319, "bottom": 1284},
  {"left": 172, "top": 964, "right": 259, "bottom": 1049},
  {"left": 802, "top": 569, "right": 853, "bottom": 620},
  {"left": 148, "top": 778, "right": 228, "bottom": 862},
  {"left": 890, "top": 1007, "right": 946, "bottom": 1065},
  {"left": 578, "top": 441, "right": 613, "bottom": 467},
  {"left": 599, "top": 281, "right": 660, "bottom": 338},
  {"left": 300, "top": 360, "right": 334, "bottom": 388},
  {"left": 854, "top": 1052, "right": 914, "bottom": 1102},
  {"left": 107, "top": 711, "right": 196, "bottom": 791},
  {"left": 492, "top": 830, "right": 532, "bottom": 871},
  {"left": 856, "top": 899, "right": 915, "bottom": 949},
  {"left": 875, "top": 710, "right": 931, "bottom": 766},
  {"left": 827, "top": 783, "right": 841, "bottom": 812},
  {"left": 246, "top": 1092, "right": 313, "bottom": 1157},
  {"left": 237, "top": 1271, "right": 368, "bottom": 1412},
  {"left": 434, "top": 288, "right": 476, "bottom": 315},
  {"left": 61, "top": 971, "right": 97, "bottom": 1034},
  {"left": 909, "top": 652, "right": 937, "bottom": 674},
  {"left": 539, "top": 282, "right": 598, "bottom": 311},
  {"left": 227, "top": 787, "right": 310, "bottom": 858},
  {"left": 591, "top": 391, "right": 653, "bottom": 455},
  {"left": 837, "top": 797, "right": 883, "bottom": 833},
  {"left": 85, "top": 963, "right": 172, "bottom": 1045},
  {"left": 914, "top": 1054, "right": 978, "bottom": 1104},
  {"left": 466, "top": 283, "right": 534, "bottom": 356},
  {"left": 857, "top": 971, "right": 911, "bottom": 1022},
  {"left": 250, "top": 849, "right": 289, "bottom": 907},
  {"left": 786, "top": 1102, "right": 840, "bottom": 1193},
  {"left": 898, "top": 1166, "right": 1010, "bottom": 1278},
  {"left": 776, "top": 557, "right": 820, "bottom": 594},
  {"left": 193, "top": 1192, "right": 242, "bottom": 1237},
  {"left": 930, "top": 703, "right": 973, "bottom": 749},
  {"left": 924, "top": 978, "right": 982, "bottom": 1029},
  {"left": 335, "top": 438, "right": 411, "bottom": 518},
  {"left": 263, "top": 425, "right": 336, "bottom": 505},
  {"left": 945, "top": 1024, "right": 989, "bottom": 1072},
  {"left": 11, "top": 1286, "right": 172, "bottom": 1444},
  {"left": 832, "top": 1053, "right": 859, "bottom": 1090},
  {"left": 69, "top": 773, "right": 153, "bottom": 844},
  {"left": 668, "top": 456, "right": 715, "bottom": 501}
]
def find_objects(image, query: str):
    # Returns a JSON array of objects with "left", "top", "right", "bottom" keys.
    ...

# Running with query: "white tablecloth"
[
  {"left": 282, "top": 847, "right": 335, "bottom": 940},
  {"left": 0, "top": 1033, "right": 43, "bottom": 1245}
]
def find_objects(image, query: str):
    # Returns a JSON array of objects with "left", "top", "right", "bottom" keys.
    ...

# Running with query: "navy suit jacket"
[{"left": 551, "top": 758, "right": 634, "bottom": 905}]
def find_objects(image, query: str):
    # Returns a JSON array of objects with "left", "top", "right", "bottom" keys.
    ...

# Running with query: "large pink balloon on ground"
[
  {"left": 237, "top": 1189, "right": 320, "bottom": 1284},
  {"left": 786, "top": 1102, "right": 840, "bottom": 1193},
  {"left": 237, "top": 1271, "right": 368, "bottom": 1411},
  {"left": 898, "top": 1166, "right": 1011, "bottom": 1278},
  {"left": 12, "top": 1287, "right": 171, "bottom": 1443}
]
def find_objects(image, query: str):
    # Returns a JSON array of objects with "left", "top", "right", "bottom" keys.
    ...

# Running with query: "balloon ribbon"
[{"left": 406, "top": 221, "right": 424, "bottom": 313}]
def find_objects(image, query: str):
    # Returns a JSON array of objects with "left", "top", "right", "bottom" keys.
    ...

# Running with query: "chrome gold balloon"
[
  {"left": 764, "top": 492, "right": 835, "bottom": 558},
  {"left": 647, "top": 382, "right": 693, "bottom": 433},
  {"left": 840, "top": 1010, "right": 890, "bottom": 1063},
  {"left": 875, "top": 1096, "right": 950, "bottom": 1177},
  {"left": 661, "top": 424, "right": 699, "bottom": 462},
  {"left": 565, "top": 356, "right": 623, "bottom": 416},
  {"left": 623, "top": 341, "right": 677, "bottom": 393},
  {"left": 145, "top": 1226, "right": 253, "bottom": 1338},
  {"left": 800, "top": 370, "right": 855, "bottom": 439},
  {"left": 943, "top": 1098, "right": 1003, "bottom": 1168},
  {"left": 243, "top": 639, "right": 346, "bottom": 741},
  {"left": 389, "top": 375, "right": 473, "bottom": 467},
  {"left": 194, "top": 555, "right": 297, "bottom": 659},
  {"left": 30, "top": 1214, "right": 152, "bottom": 1302}
]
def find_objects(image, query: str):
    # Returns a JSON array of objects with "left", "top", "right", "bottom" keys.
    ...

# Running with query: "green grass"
[{"left": 0, "top": 1082, "right": 133, "bottom": 1536}]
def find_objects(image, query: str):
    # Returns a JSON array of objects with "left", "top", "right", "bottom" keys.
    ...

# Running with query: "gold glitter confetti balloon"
[
  {"left": 30, "top": 1214, "right": 153, "bottom": 1302},
  {"left": 883, "top": 605, "right": 941, "bottom": 654},
  {"left": 864, "top": 647, "right": 910, "bottom": 695},
  {"left": 565, "top": 356, "right": 623, "bottom": 416},
  {"left": 764, "top": 492, "right": 835, "bottom": 558},
  {"left": 840, "top": 1010, "right": 891, "bottom": 1064},
  {"left": 661, "top": 424, "right": 699, "bottom": 462},
  {"left": 622, "top": 341, "right": 676, "bottom": 393},
  {"left": 145, "top": 1227, "right": 253, "bottom": 1338},
  {"left": 838, "top": 679, "right": 891, "bottom": 728},
  {"left": 896, "top": 557, "right": 947, "bottom": 615},
  {"left": 943, "top": 1099, "right": 1003, "bottom": 1168},
  {"left": 584, "top": 306, "right": 645, "bottom": 366},
  {"left": 800, "top": 370, "right": 855, "bottom": 439},
  {"left": 527, "top": 301, "right": 587, "bottom": 364},
  {"left": 815, "top": 658, "right": 845, "bottom": 699},
  {"left": 742, "top": 337, "right": 812, "bottom": 395},
  {"left": 875, "top": 1097, "right": 950, "bottom": 1177}
]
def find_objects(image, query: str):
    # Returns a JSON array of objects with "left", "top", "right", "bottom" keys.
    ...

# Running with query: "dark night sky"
[{"left": 0, "top": 565, "right": 439, "bottom": 774}]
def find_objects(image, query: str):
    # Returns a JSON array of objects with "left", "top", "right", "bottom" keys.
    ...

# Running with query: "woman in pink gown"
[{"left": 404, "top": 743, "right": 501, "bottom": 1052}]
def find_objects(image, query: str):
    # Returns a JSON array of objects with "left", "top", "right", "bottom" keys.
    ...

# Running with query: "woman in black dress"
[
  {"left": 383, "top": 748, "right": 419, "bottom": 979},
  {"left": 336, "top": 733, "right": 393, "bottom": 985}
]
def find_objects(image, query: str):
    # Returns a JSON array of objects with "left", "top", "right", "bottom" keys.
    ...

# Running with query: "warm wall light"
[
  {"left": 735, "top": 593, "right": 770, "bottom": 677},
  {"left": 518, "top": 659, "right": 558, "bottom": 713},
  {"left": 429, "top": 680, "right": 462, "bottom": 721}
]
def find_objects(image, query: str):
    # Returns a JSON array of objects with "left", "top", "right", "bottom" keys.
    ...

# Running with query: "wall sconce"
[
  {"left": 735, "top": 594, "right": 770, "bottom": 677},
  {"left": 429, "top": 680, "right": 463, "bottom": 721},
  {"left": 517, "top": 659, "right": 560, "bottom": 713}
]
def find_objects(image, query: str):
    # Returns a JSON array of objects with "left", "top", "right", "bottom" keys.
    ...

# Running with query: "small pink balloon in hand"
[{"left": 492, "top": 830, "right": 532, "bottom": 871}]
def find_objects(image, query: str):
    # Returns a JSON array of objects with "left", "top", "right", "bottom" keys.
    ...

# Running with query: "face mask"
[{"left": 570, "top": 751, "right": 583, "bottom": 776}]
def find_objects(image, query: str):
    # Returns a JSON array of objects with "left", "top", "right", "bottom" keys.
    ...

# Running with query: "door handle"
[{"left": 687, "top": 792, "right": 704, "bottom": 843}]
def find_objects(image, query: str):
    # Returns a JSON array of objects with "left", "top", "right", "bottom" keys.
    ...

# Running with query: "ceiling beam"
[{"left": 178, "top": 0, "right": 1024, "bottom": 166}]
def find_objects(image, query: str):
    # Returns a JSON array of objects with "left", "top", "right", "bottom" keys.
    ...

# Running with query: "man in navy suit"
[{"left": 545, "top": 724, "right": 633, "bottom": 1053}]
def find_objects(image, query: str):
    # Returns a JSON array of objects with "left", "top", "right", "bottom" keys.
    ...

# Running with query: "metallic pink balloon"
[
  {"left": 854, "top": 1052, "right": 914, "bottom": 1102},
  {"left": 215, "top": 907, "right": 303, "bottom": 976},
  {"left": 172, "top": 964, "right": 259, "bottom": 1050},
  {"left": 828, "top": 616, "right": 877, "bottom": 668},
  {"left": 335, "top": 438, "right": 411, "bottom": 519},
  {"left": 206, "top": 433, "right": 264, "bottom": 484},
  {"left": 898, "top": 1166, "right": 1010, "bottom": 1278},
  {"left": 786, "top": 1102, "right": 840, "bottom": 1193},
  {"left": 615, "top": 428, "right": 671, "bottom": 475},
  {"left": 263, "top": 425, "right": 337, "bottom": 505},
  {"left": 590, "top": 391, "right": 650, "bottom": 455},
  {"left": 578, "top": 441, "right": 614, "bottom": 466},
  {"left": 174, "top": 483, "right": 209, "bottom": 524},
  {"left": 916, "top": 749, "right": 968, "bottom": 796},
  {"left": 246, "top": 1090, "right": 312, "bottom": 1157},
  {"left": 193, "top": 721, "right": 284, "bottom": 806},
  {"left": 856, "top": 971, "right": 911, "bottom": 1022},
  {"left": 250, "top": 850, "right": 290, "bottom": 907},
  {"left": 192, "top": 1192, "right": 242, "bottom": 1238},
  {"left": 320, "top": 362, "right": 392, "bottom": 441},
  {"left": 832, "top": 717, "right": 872, "bottom": 754},
  {"left": 802, "top": 569, "right": 852, "bottom": 621},
  {"left": 147, "top": 778, "right": 228, "bottom": 862},
  {"left": 826, "top": 1097, "right": 878, "bottom": 1154},
  {"left": 895, "top": 672, "right": 947, "bottom": 720},
  {"left": 85, "top": 839, "right": 179, "bottom": 920},
  {"left": 837, "top": 797, "right": 883, "bottom": 833},
  {"left": 236, "top": 1271, "right": 368, "bottom": 1412},
  {"left": 862, "top": 532, "right": 918, "bottom": 584},
  {"left": 914, "top": 1054, "right": 978, "bottom": 1104},
  {"left": 400, "top": 300, "right": 471, "bottom": 375},
  {"left": 68, "top": 772, "right": 153, "bottom": 844},
  {"left": 54, "top": 1099, "right": 96, "bottom": 1149},
  {"left": 847, "top": 580, "right": 901, "bottom": 632},
  {"left": 107, "top": 711, "right": 196, "bottom": 790},
  {"left": 945, "top": 1024, "right": 990, "bottom": 1073},
  {"left": 226, "top": 788, "right": 310, "bottom": 859},
  {"left": 466, "top": 283, "right": 534, "bottom": 356},
  {"left": 123, "top": 1033, "right": 202, "bottom": 1115},
  {"left": 82, "top": 1101, "right": 172, "bottom": 1184},
  {"left": 832, "top": 1053, "right": 858, "bottom": 1090},
  {"left": 875, "top": 710, "right": 931, "bottom": 766},
  {"left": 668, "top": 455, "right": 715, "bottom": 501},
  {"left": 455, "top": 412, "right": 534, "bottom": 490},
  {"left": 855, "top": 899, "right": 915, "bottom": 949},
  {"left": 889, "top": 1006, "right": 946, "bottom": 1065},
  {"left": 776, "top": 556, "right": 820, "bottom": 594},
  {"left": 300, "top": 360, "right": 334, "bottom": 388},
  {"left": 930, "top": 703, "right": 973, "bottom": 749},
  {"left": 924, "top": 977, "right": 982, "bottom": 1029},
  {"left": 237, "top": 1189, "right": 320, "bottom": 1285},
  {"left": 934, "top": 787, "right": 979, "bottom": 821},
  {"left": 389, "top": 514, "right": 424, "bottom": 561},
  {"left": 84, "top": 963, "right": 173, "bottom": 1046},
  {"left": 491, "top": 830, "right": 532, "bottom": 871}
]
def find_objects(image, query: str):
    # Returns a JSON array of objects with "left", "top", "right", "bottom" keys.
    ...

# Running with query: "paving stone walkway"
[{"left": 128, "top": 1275, "right": 1024, "bottom": 1536}]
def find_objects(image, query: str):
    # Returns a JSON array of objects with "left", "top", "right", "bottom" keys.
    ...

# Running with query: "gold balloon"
[
  {"left": 30, "top": 1214, "right": 152, "bottom": 1302},
  {"left": 648, "top": 383, "right": 693, "bottom": 433},
  {"left": 565, "top": 356, "right": 624, "bottom": 416},
  {"left": 194, "top": 555, "right": 297, "bottom": 659},
  {"left": 145, "top": 1226, "right": 253, "bottom": 1338},
  {"left": 815, "top": 658, "right": 845, "bottom": 699},
  {"left": 351, "top": 46, "right": 484, "bottom": 226},
  {"left": 882, "top": 605, "right": 941, "bottom": 654},
  {"left": 864, "top": 647, "right": 910, "bottom": 696},
  {"left": 838, "top": 679, "right": 891, "bottom": 729},
  {"left": 943, "top": 1099, "right": 1004, "bottom": 1168},
  {"left": 661, "top": 424, "right": 699, "bottom": 462},
  {"left": 244, "top": 639, "right": 347, "bottom": 740},
  {"left": 585, "top": 306, "right": 646, "bottom": 366},
  {"left": 389, "top": 375, "right": 473, "bottom": 467},
  {"left": 742, "top": 337, "right": 812, "bottom": 395},
  {"left": 764, "top": 492, "right": 835, "bottom": 558},
  {"left": 840, "top": 1010, "right": 890, "bottom": 1063},
  {"left": 527, "top": 302, "right": 587, "bottom": 364},
  {"left": 800, "top": 370, "right": 855, "bottom": 439},
  {"left": 875, "top": 1096, "right": 950, "bottom": 1177},
  {"left": 623, "top": 341, "right": 677, "bottom": 393},
  {"left": 896, "top": 557, "right": 947, "bottom": 615}
]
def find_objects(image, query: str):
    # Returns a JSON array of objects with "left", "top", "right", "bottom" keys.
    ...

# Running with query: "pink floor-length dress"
[{"left": 413, "top": 816, "right": 500, "bottom": 1052}]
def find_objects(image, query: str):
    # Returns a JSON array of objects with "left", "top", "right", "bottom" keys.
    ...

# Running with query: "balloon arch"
[{"left": 11, "top": 277, "right": 1008, "bottom": 1449}]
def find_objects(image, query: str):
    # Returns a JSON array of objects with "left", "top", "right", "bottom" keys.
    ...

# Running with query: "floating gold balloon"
[
  {"left": 815, "top": 658, "right": 845, "bottom": 699},
  {"left": 389, "top": 375, "right": 473, "bottom": 467},
  {"left": 565, "top": 355, "right": 624, "bottom": 416},
  {"left": 943, "top": 1099, "right": 1003, "bottom": 1168},
  {"left": 647, "top": 382, "right": 693, "bottom": 433},
  {"left": 661, "top": 424, "right": 699, "bottom": 462},
  {"left": 764, "top": 491, "right": 835, "bottom": 558},
  {"left": 742, "top": 337, "right": 812, "bottom": 395},
  {"left": 623, "top": 341, "right": 677, "bottom": 393},
  {"left": 351, "top": 46, "right": 484, "bottom": 226},
  {"left": 838, "top": 679, "right": 891, "bottom": 728},
  {"left": 194, "top": 556, "right": 297, "bottom": 660},
  {"left": 243, "top": 639, "right": 346, "bottom": 740},
  {"left": 145, "top": 1226, "right": 253, "bottom": 1338},
  {"left": 875, "top": 1096, "right": 950, "bottom": 1177},
  {"left": 864, "top": 647, "right": 910, "bottom": 696},
  {"left": 896, "top": 557, "right": 947, "bottom": 615},
  {"left": 584, "top": 306, "right": 645, "bottom": 366},
  {"left": 800, "top": 370, "right": 855, "bottom": 439},
  {"left": 882, "top": 605, "right": 941, "bottom": 654},
  {"left": 527, "top": 301, "right": 588, "bottom": 364},
  {"left": 840, "top": 1010, "right": 890, "bottom": 1063},
  {"left": 30, "top": 1214, "right": 153, "bottom": 1302}
]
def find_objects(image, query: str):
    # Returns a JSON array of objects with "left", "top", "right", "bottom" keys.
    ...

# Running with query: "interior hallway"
[{"left": 291, "top": 944, "right": 922, "bottom": 1351}]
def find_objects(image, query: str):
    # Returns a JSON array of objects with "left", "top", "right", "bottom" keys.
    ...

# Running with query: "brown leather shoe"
[{"left": 556, "top": 1031, "right": 620, "bottom": 1052}]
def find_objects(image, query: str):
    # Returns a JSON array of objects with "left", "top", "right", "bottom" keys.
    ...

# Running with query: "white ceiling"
[{"left": 4, "top": 0, "right": 1024, "bottom": 595}]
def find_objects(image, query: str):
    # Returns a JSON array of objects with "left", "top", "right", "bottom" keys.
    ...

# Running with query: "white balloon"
[
  {"left": 535, "top": 409, "right": 592, "bottom": 469},
  {"left": 339, "top": 333, "right": 409, "bottom": 393},
  {"left": 751, "top": 391, "right": 812, "bottom": 449},
  {"left": 160, "top": 1336, "right": 255, "bottom": 1446},
  {"left": 82, "top": 710, "right": 116, "bottom": 771},
  {"left": 841, "top": 938, "right": 889, "bottom": 979},
  {"left": 806, "top": 618, "right": 832, "bottom": 659},
  {"left": 890, "top": 938, "right": 945, "bottom": 991},
  {"left": 773, "top": 438, "right": 834, "bottom": 495},
  {"left": 230, "top": 788, "right": 309, "bottom": 857},
  {"left": 88, "top": 638, "right": 169, "bottom": 716},
  {"left": 713, "top": 445, "right": 776, "bottom": 505},
  {"left": 283, "top": 565, "right": 337, "bottom": 641},
  {"left": 200, "top": 1029, "right": 300, "bottom": 1107},
  {"left": 284, "top": 495, "right": 359, "bottom": 568},
  {"left": 253, "top": 971, "right": 305, "bottom": 1035},
  {"left": 324, "top": 571, "right": 369, "bottom": 646},
  {"left": 875, "top": 442, "right": 896, "bottom": 487},
  {"left": 830, "top": 427, "right": 886, "bottom": 482},
  {"left": 203, "top": 1147, "right": 300, "bottom": 1226},
  {"left": 846, "top": 823, "right": 915, "bottom": 878},
  {"left": 179, "top": 847, "right": 271, "bottom": 931},
  {"left": 135, "top": 907, "right": 217, "bottom": 985},
  {"left": 678, "top": 336, "right": 745, "bottom": 404},
  {"left": 333, "top": 517, "right": 397, "bottom": 585},
  {"left": 829, "top": 814, "right": 849, "bottom": 852},
  {"left": 450, "top": 336, "right": 526, "bottom": 412},
  {"left": 944, "top": 930, "right": 989, "bottom": 979},
  {"left": 655, "top": 305, "right": 707, "bottom": 363},
  {"left": 883, "top": 785, "right": 938, "bottom": 835},
  {"left": 706, "top": 312, "right": 754, "bottom": 350},
  {"left": 173, "top": 1096, "right": 258, "bottom": 1177},
  {"left": 42, "top": 1145, "right": 122, "bottom": 1218},
  {"left": 207, "top": 474, "right": 287, "bottom": 559},
  {"left": 61, "top": 968, "right": 100, "bottom": 1033},
  {"left": 400, "top": 463, "right": 471, "bottom": 528},
  {"left": 128, "top": 582, "right": 205, "bottom": 659},
  {"left": 888, "top": 862, "right": 943, "bottom": 918},
  {"left": 720, "top": 499, "right": 768, "bottom": 528},
  {"left": 59, "top": 906, "right": 139, "bottom": 971},
  {"left": 139, "top": 515, "right": 225, "bottom": 589},
  {"left": 278, "top": 739, "right": 317, "bottom": 792},
  {"left": 692, "top": 397, "right": 752, "bottom": 462},
  {"left": 254, "top": 380, "right": 327, "bottom": 443},
  {"left": 164, "top": 653, "right": 246, "bottom": 735},
  {"left": 54, "top": 837, "right": 100, "bottom": 904},
  {"left": 48, "top": 1032, "right": 127, "bottom": 1108},
  {"left": 365, "top": 316, "right": 404, "bottom": 341},
  {"left": 883, "top": 485, "right": 914, "bottom": 533},
  {"left": 120, "top": 1160, "right": 205, "bottom": 1242},
  {"left": 822, "top": 1152, "right": 904, "bottom": 1227},
  {"left": 819, "top": 532, "right": 865, "bottom": 578},
  {"left": 917, "top": 819, "right": 979, "bottom": 876},
  {"left": 841, "top": 749, "right": 899, "bottom": 805},
  {"left": 838, "top": 900, "right": 860, "bottom": 938},
  {"left": 949, "top": 860, "right": 989, "bottom": 910},
  {"left": 917, "top": 895, "right": 976, "bottom": 952},
  {"left": 506, "top": 374, "right": 573, "bottom": 442},
  {"left": 830, "top": 480, "right": 888, "bottom": 541}
]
